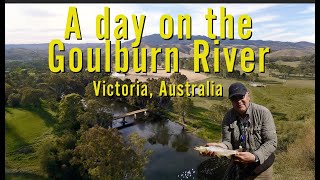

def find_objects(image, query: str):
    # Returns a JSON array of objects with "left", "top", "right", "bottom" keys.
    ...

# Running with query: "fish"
[{"left": 194, "top": 145, "right": 239, "bottom": 159}]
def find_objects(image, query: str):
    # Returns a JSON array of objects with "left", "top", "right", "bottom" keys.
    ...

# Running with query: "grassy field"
[
  {"left": 5, "top": 73, "right": 315, "bottom": 179},
  {"left": 5, "top": 107, "right": 54, "bottom": 177},
  {"left": 249, "top": 80, "right": 315, "bottom": 179},
  {"left": 168, "top": 75, "right": 315, "bottom": 179},
  {"left": 275, "top": 60, "right": 301, "bottom": 68}
]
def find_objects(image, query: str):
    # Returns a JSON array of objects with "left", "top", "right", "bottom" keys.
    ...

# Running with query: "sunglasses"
[{"left": 230, "top": 95, "right": 245, "bottom": 102}]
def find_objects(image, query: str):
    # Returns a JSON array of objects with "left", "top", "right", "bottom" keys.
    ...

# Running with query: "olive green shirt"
[{"left": 221, "top": 102, "right": 277, "bottom": 164}]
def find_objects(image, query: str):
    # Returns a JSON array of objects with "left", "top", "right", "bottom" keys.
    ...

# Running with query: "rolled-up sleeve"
[{"left": 253, "top": 108, "right": 277, "bottom": 164}]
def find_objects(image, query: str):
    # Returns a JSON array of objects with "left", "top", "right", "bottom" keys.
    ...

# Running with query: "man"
[{"left": 203, "top": 82, "right": 277, "bottom": 180}]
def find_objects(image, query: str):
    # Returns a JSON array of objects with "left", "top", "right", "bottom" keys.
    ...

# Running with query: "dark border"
[
  {"left": 2, "top": 0, "right": 5, "bottom": 178},
  {"left": 315, "top": 1, "right": 319, "bottom": 179}
]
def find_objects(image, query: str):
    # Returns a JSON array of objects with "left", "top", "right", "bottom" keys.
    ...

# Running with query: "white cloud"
[
  {"left": 299, "top": 5, "right": 315, "bottom": 14},
  {"left": 252, "top": 15, "right": 278, "bottom": 23},
  {"left": 5, "top": 3, "right": 315, "bottom": 44},
  {"left": 261, "top": 32, "right": 297, "bottom": 41}
]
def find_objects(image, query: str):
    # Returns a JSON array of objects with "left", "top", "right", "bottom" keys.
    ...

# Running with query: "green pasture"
[
  {"left": 5, "top": 107, "right": 54, "bottom": 176},
  {"left": 173, "top": 75, "right": 315, "bottom": 179}
]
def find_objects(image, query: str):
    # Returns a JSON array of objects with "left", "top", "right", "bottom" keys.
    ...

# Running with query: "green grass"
[
  {"left": 4, "top": 75, "right": 315, "bottom": 179},
  {"left": 166, "top": 107, "right": 222, "bottom": 142},
  {"left": 5, "top": 107, "right": 54, "bottom": 176},
  {"left": 275, "top": 60, "right": 301, "bottom": 68},
  {"left": 166, "top": 76, "right": 237, "bottom": 141},
  {"left": 169, "top": 75, "right": 315, "bottom": 179}
]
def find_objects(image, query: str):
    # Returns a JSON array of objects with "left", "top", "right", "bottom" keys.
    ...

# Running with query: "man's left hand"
[{"left": 234, "top": 152, "right": 256, "bottom": 164}]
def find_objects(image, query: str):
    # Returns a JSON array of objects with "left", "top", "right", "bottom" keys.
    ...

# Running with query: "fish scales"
[{"left": 194, "top": 146, "right": 239, "bottom": 159}]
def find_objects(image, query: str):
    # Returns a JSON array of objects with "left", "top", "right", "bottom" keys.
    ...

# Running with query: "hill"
[
  {"left": 267, "top": 49, "right": 314, "bottom": 57},
  {"left": 5, "top": 34, "right": 315, "bottom": 61}
]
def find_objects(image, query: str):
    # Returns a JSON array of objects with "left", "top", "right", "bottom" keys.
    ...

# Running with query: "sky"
[{"left": 5, "top": 3, "right": 315, "bottom": 44}]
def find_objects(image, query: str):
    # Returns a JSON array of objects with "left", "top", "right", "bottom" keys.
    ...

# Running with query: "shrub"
[{"left": 7, "top": 93, "right": 21, "bottom": 107}]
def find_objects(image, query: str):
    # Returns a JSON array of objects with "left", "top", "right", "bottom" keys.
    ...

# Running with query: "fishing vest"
[{"left": 228, "top": 104, "right": 263, "bottom": 153}]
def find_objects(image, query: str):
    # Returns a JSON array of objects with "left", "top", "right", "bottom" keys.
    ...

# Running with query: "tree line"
[{"left": 5, "top": 60, "right": 195, "bottom": 179}]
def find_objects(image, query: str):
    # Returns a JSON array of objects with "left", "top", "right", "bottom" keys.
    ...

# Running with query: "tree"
[
  {"left": 47, "top": 74, "right": 86, "bottom": 100},
  {"left": 47, "top": 74, "right": 69, "bottom": 100},
  {"left": 145, "top": 77, "right": 171, "bottom": 111},
  {"left": 172, "top": 97, "right": 193, "bottom": 124},
  {"left": 278, "top": 65, "right": 294, "bottom": 78},
  {"left": 57, "top": 93, "right": 84, "bottom": 133},
  {"left": 78, "top": 99, "right": 113, "bottom": 130},
  {"left": 171, "top": 132, "right": 190, "bottom": 152},
  {"left": 147, "top": 122, "right": 170, "bottom": 146},
  {"left": 38, "top": 133, "right": 81, "bottom": 179},
  {"left": 71, "top": 126, "right": 150, "bottom": 180},
  {"left": 248, "top": 72, "right": 259, "bottom": 82},
  {"left": 5, "top": 83, "right": 14, "bottom": 104},
  {"left": 170, "top": 72, "right": 188, "bottom": 85},
  {"left": 241, "top": 73, "right": 247, "bottom": 80},
  {"left": 7, "top": 93, "right": 21, "bottom": 107},
  {"left": 227, "top": 70, "right": 241, "bottom": 79},
  {"left": 185, "top": 58, "right": 194, "bottom": 70},
  {"left": 20, "top": 87, "right": 44, "bottom": 108}
]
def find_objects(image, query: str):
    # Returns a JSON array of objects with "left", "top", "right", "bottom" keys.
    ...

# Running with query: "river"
[
  {"left": 112, "top": 103, "right": 230, "bottom": 180},
  {"left": 6, "top": 102, "right": 230, "bottom": 180}
]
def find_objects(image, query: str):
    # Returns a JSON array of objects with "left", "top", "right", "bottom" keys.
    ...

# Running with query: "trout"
[{"left": 194, "top": 146, "right": 239, "bottom": 159}]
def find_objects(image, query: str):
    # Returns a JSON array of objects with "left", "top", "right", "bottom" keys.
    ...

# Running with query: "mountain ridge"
[
  {"left": 5, "top": 34, "right": 315, "bottom": 48},
  {"left": 5, "top": 34, "right": 315, "bottom": 61}
]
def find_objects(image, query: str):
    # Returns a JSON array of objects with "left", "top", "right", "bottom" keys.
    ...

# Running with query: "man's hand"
[
  {"left": 234, "top": 152, "right": 256, "bottom": 164},
  {"left": 200, "top": 142, "right": 227, "bottom": 157}
]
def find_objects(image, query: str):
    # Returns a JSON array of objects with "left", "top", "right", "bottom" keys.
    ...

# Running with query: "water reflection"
[
  {"left": 119, "top": 119, "right": 230, "bottom": 180},
  {"left": 109, "top": 103, "right": 230, "bottom": 179},
  {"left": 6, "top": 103, "right": 230, "bottom": 180},
  {"left": 147, "top": 121, "right": 170, "bottom": 146},
  {"left": 171, "top": 131, "right": 190, "bottom": 152}
]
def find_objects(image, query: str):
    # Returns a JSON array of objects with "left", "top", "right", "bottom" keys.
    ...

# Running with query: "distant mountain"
[
  {"left": 5, "top": 34, "right": 315, "bottom": 61},
  {"left": 5, "top": 48, "right": 47, "bottom": 61},
  {"left": 268, "top": 49, "right": 312, "bottom": 58},
  {"left": 122, "top": 34, "right": 315, "bottom": 51}
]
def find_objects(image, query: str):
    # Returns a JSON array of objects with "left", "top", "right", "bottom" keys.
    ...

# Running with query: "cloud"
[
  {"left": 261, "top": 32, "right": 297, "bottom": 41},
  {"left": 252, "top": 15, "right": 278, "bottom": 23},
  {"left": 22, "top": 7, "right": 59, "bottom": 17},
  {"left": 5, "top": 3, "right": 315, "bottom": 44},
  {"left": 299, "top": 5, "right": 315, "bottom": 14}
]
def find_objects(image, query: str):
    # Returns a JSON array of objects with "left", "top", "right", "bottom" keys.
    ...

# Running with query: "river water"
[
  {"left": 6, "top": 103, "right": 230, "bottom": 180},
  {"left": 112, "top": 103, "right": 230, "bottom": 180},
  {"left": 120, "top": 120, "right": 230, "bottom": 180}
]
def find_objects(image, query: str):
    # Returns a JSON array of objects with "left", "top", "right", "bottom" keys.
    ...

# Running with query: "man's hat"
[{"left": 228, "top": 82, "right": 248, "bottom": 99}]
